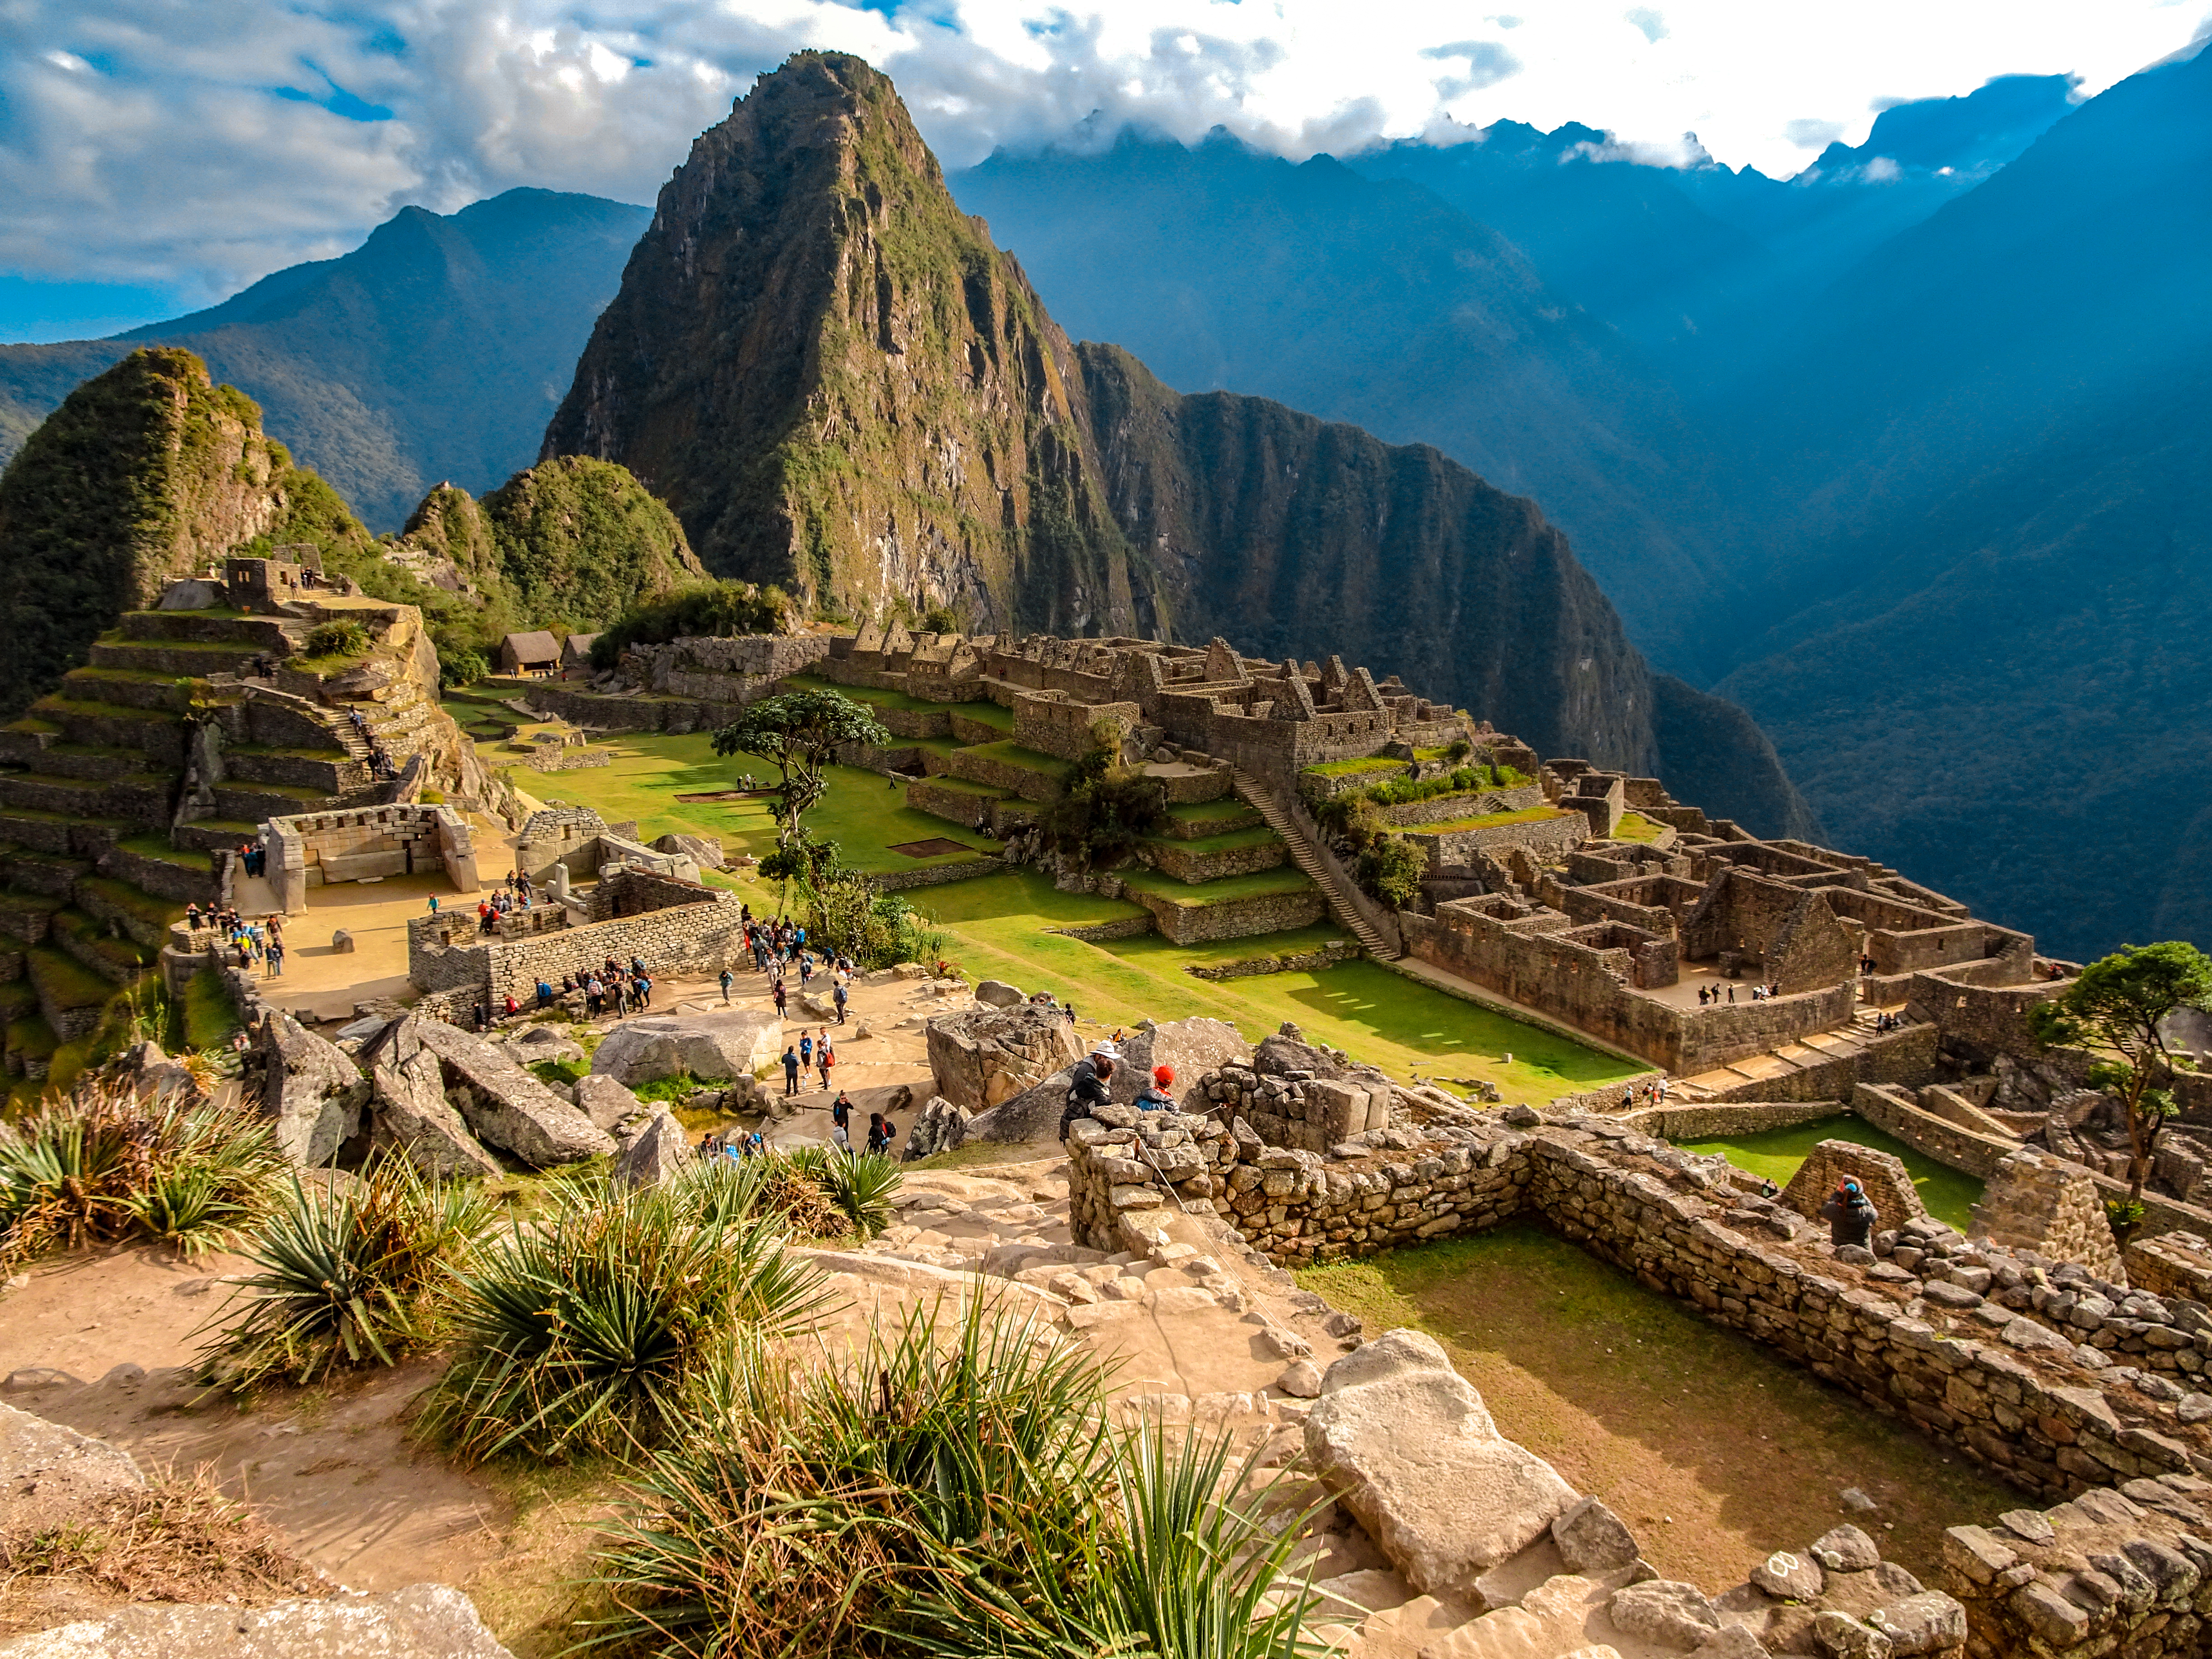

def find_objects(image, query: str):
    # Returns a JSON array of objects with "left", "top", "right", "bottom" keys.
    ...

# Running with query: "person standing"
[
  {"left": 720, "top": 967, "right": 734, "bottom": 1004},
  {"left": 832, "top": 979, "right": 848, "bottom": 1024},
  {"left": 831, "top": 1092, "right": 853, "bottom": 1139},
  {"left": 782, "top": 1045, "right": 802, "bottom": 1098},
  {"left": 816, "top": 1032, "right": 834, "bottom": 1091},
  {"left": 799, "top": 1031, "right": 814, "bottom": 1075},
  {"left": 773, "top": 978, "right": 787, "bottom": 1018}
]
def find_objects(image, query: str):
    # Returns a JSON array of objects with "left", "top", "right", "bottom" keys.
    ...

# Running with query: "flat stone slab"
[
  {"left": 0, "top": 1583, "right": 515, "bottom": 1659},
  {"left": 590, "top": 1008, "right": 783, "bottom": 1087}
]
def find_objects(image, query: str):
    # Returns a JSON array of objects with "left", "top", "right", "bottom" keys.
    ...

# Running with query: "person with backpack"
[
  {"left": 1058, "top": 1042, "right": 1118, "bottom": 1140},
  {"left": 720, "top": 967, "right": 734, "bottom": 1003},
  {"left": 816, "top": 1031, "right": 834, "bottom": 1090},
  {"left": 832, "top": 979, "right": 848, "bottom": 1023},
  {"left": 1820, "top": 1179, "right": 1879, "bottom": 1249},
  {"left": 773, "top": 978, "right": 787, "bottom": 1017}
]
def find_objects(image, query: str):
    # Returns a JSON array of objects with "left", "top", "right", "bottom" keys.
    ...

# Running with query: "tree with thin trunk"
[
  {"left": 711, "top": 689, "right": 890, "bottom": 843},
  {"left": 2029, "top": 941, "right": 2212, "bottom": 1206}
]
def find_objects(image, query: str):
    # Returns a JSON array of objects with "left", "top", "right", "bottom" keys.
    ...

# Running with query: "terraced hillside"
[{"left": 0, "top": 585, "right": 505, "bottom": 1094}]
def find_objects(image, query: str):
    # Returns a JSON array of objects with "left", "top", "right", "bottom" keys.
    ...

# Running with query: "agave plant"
[
  {"left": 815, "top": 1151, "right": 901, "bottom": 1240},
  {"left": 577, "top": 1296, "right": 1113, "bottom": 1658},
  {"left": 426, "top": 1179, "right": 831, "bottom": 1463},
  {"left": 0, "top": 1083, "right": 282, "bottom": 1269},
  {"left": 900, "top": 1420, "right": 1332, "bottom": 1659},
  {"left": 198, "top": 1156, "right": 496, "bottom": 1388}
]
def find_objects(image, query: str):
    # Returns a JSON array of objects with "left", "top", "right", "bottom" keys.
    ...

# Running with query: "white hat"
[{"left": 1091, "top": 1040, "right": 1121, "bottom": 1060}]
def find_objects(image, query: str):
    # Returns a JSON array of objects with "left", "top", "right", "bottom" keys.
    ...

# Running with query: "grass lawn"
[
  {"left": 1301, "top": 1226, "right": 2020, "bottom": 1587},
  {"left": 501, "top": 730, "right": 992, "bottom": 874},
  {"left": 1680, "top": 1115, "right": 1986, "bottom": 1231},
  {"left": 1166, "top": 798, "right": 1258, "bottom": 827},
  {"left": 947, "top": 700, "right": 1013, "bottom": 732},
  {"left": 777, "top": 673, "right": 945, "bottom": 715},
  {"left": 1138, "top": 825, "right": 1282, "bottom": 857},
  {"left": 910, "top": 868, "right": 1638, "bottom": 1101},
  {"left": 1118, "top": 865, "right": 1313, "bottom": 907},
  {"left": 1413, "top": 806, "right": 1576, "bottom": 834},
  {"left": 1301, "top": 757, "right": 1407, "bottom": 780},
  {"left": 955, "top": 740, "right": 1074, "bottom": 782},
  {"left": 1612, "top": 812, "right": 1665, "bottom": 843}
]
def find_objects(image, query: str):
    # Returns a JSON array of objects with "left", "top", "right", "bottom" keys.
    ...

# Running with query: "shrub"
[
  {"left": 591, "top": 581, "right": 794, "bottom": 668},
  {"left": 197, "top": 1157, "right": 496, "bottom": 1389},
  {"left": 181, "top": 967, "right": 240, "bottom": 1053},
  {"left": 1041, "top": 717, "right": 1169, "bottom": 871},
  {"left": 577, "top": 1298, "right": 1113, "bottom": 1656},
  {"left": 302, "top": 619, "right": 371, "bottom": 660},
  {"left": 783, "top": 1147, "right": 901, "bottom": 1238},
  {"left": 437, "top": 644, "right": 489, "bottom": 689},
  {"left": 1356, "top": 834, "right": 1428, "bottom": 909},
  {"left": 425, "top": 1178, "right": 830, "bottom": 1462},
  {"left": 0, "top": 1082, "right": 282, "bottom": 1269}
]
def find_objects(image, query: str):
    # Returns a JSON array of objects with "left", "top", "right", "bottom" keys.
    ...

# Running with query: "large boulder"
[
  {"left": 616, "top": 1109, "right": 690, "bottom": 1188},
  {"left": 259, "top": 1014, "right": 369, "bottom": 1168},
  {"left": 364, "top": 1016, "right": 613, "bottom": 1168},
  {"left": 366, "top": 1044, "right": 503, "bottom": 1178},
  {"left": 574, "top": 1073, "right": 648, "bottom": 1134},
  {"left": 962, "top": 1064, "right": 1079, "bottom": 1146},
  {"left": 927, "top": 1004, "right": 1083, "bottom": 1111},
  {"left": 1113, "top": 1017, "right": 1253, "bottom": 1110},
  {"left": 1303, "top": 1329, "right": 1577, "bottom": 1598},
  {"left": 590, "top": 1009, "right": 783, "bottom": 1086},
  {"left": 974, "top": 979, "right": 1025, "bottom": 1008},
  {"left": 653, "top": 831, "right": 727, "bottom": 870},
  {"left": 902, "top": 1094, "right": 971, "bottom": 1162},
  {"left": 0, "top": 1582, "right": 516, "bottom": 1659}
]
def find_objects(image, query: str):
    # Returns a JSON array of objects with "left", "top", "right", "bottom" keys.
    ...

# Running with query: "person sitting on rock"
[
  {"left": 1820, "top": 1179, "right": 1878, "bottom": 1250},
  {"left": 1058, "top": 1042, "right": 1118, "bottom": 1141},
  {"left": 1135, "top": 1065, "right": 1176, "bottom": 1112}
]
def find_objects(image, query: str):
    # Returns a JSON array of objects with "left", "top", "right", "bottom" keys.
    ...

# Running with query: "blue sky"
[{"left": 3, "top": 0, "right": 2206, "bottom": 341}]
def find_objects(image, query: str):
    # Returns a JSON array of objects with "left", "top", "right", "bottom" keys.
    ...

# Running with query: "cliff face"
[
  {"left": 544, "top": 52, "right": 1814, "bottom": 830},
  {"left": 0, "top": 348, "right": 303, "bottom": 715},
  {"left": 543, "top": 52, "right": 1147, "bottom": 637}
]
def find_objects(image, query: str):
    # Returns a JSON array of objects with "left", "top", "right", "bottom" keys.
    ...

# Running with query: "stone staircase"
[{"left": 1231, "top": 768, "right": 1398, "bottom": 959}]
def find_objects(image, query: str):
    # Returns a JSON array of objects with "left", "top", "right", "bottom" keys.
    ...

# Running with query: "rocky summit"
[{"left": 543, "top": 52, "right": 1809, "bottom": 828}]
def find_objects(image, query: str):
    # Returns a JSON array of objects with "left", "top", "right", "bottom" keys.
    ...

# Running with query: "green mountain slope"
[{"left": 0, "top": 347, "right": 375, "bottom": 715}]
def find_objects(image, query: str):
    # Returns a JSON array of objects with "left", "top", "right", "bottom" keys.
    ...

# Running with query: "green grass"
[
  {"left": 183, "top": 967, "right": 241, "bottom": 1052},
  {"left": 914, "top": 868, "right": 1638, "bottom": 1103},
  {"left": 76, "top": 876, "right": 184, "bottom": 930},
  {"left": 1612, "top": 812, "right": 1665, "bottom": 844},
  {"left": 777, "top": 673, "right": 946, "bottom": 715},
  {"left": 487, "top": 729, "right": 990, "bottom": 874},
  {"left": 1118, "top": 865, "right": 1314, "bottom": 907},
  {"left": 7, "top": 1013, "right": 58, "bottom": 1060},
  {"left": 1166, "top": 798, "right": 1257, "bottom": 826},
  {"left": 1680, "top": 1115, "right": 1985, "bottom": 1231},
  {"left": 1139, "top": 825, "right": 1282, "bottom": 857},
  {"left": 26, "top": 945, "right": 112, "bottom": 1011},
  {"left": 116, "top": 834, "right": 214, "bottom": 870},
  {"left": 910, "top": 776, "right": 1009, "bottom": 799},
  {"left": 1301, "top": 757, "right": 1408, "bottom": 780},
  {"left": 1411, "top": 806, "right": 1575, "bottom": 834},
  {"left": 50, "top": 909, "right": 156, "bottom": 972},
  {"left": 528, "top": 1057, "right": 589, "bottom": 1088},
  {"left": 0, "top": 982, "right": 37, "bottom": 1021},
  {"left": 954, "top": 740, "right": 1074, "bottom": 781},
  {"left": 947, "top": 699, "right": 1013, "bottom": 732}
]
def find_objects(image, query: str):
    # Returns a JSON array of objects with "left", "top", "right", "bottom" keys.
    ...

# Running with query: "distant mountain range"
[{"left": 0, "top": 189, "right": 649, "bottom": 530}]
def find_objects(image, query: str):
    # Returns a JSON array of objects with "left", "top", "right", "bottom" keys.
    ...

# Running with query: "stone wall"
[
  {"left": 1186, "top": 938, "right": 1359, "bottom": 979},
  {"left": 1127, "top": 885, "right": 1326, "bottom": 945},
  {"left": 1779, "top": 1138, "right": 1928, "bottom": 1230},
  {"left": 1941, "top": 1483, "right": 2212, "bottom": 1659},
  {"left": 263, "top": 803, "right": 475, "bottom": 914},
  {"left": 1973, "top": 1149, "right": 2128, "bottom": 1281},
  {"left": 1014, "top": 693, "right": 1140, "bottom": 761},
  {"left": 1068, "top": 1102, "right": 2212, "bottom": 1504}
]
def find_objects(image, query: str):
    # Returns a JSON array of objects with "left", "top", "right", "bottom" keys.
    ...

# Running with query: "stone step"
[
  {"left": 114, "top": 609, "right": 295, "bottom": 648},
  {"left": 222, "top": 745, "right": 369, "bottom": 795},
  {"left": 47, "top": 905, "right": 157, "bottom": 986},
  {"left": 1231, "top": 767, "right": 1395, "bottom": 959},
  {"left": 0, "top": 771, "right": 169, "bottom": 825},
  {"left": 54, "top": 666, "right": 192, "bottom": 713},
  {"left": 19, "top": 742, "right": 160, "bottom": 783},
  {"left": 0, "top": 809, "right": 131, "bottom": 859},
  {"left": 171, "top": 818, "right": 262, "bottom": 854},
  {"left": 207, "top": 780, "right": 357, "bottom": 823}
]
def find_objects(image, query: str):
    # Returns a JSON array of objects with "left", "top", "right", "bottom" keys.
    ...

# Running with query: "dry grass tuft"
[{"left": 0, "top": 1469, "right": 322, "bottom": 1636}]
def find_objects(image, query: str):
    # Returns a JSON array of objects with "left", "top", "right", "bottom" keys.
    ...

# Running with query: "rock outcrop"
[
  {"left": 589, "top": 1009, "right": 783, "bottom": 1086},
  {"left": 1303, "top": 1330, "right": 1577, "bottom": 1597},
  {"left": 0, "top": 1583, "right": 517, "bottom": 1659},
  {"left": 259, "top": 1014, "right": 369, "bottom": 1168},
  {"left": 366, "top": 1015, "right": 613, "bottom": 1166},
  {"left": 927, "top": 1004, "right": 1084, "bottom": 1112},
  {"left": 0, "top": 1401, "right": 146, "bottom": 1535}
]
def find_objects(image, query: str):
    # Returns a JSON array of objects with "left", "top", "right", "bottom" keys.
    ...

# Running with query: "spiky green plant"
[
  {"left": 425, "top": 1180, "right": 831, "bottom": 1463},
  {"left": 197, "top": 1157, "right": 497, "bottom": 1388},
  {"left": 813, "top": 1151, "right": 901, "bottom": 1239},
  {"left": 901, "top": 1420, "right": 1331, "bottom": 1659},
  {"left": 0, "top": 1082, "right": 282, "bottom": 1269},
  {"left": 576, "top": 1297, "right": 1113, "bottom": 1658}
]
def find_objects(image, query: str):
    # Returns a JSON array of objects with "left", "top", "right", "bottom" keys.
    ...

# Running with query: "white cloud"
[{"left": 0, "top": 0, "right": 2203, "bottom": 312}]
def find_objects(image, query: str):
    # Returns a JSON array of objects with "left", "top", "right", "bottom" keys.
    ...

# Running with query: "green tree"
[
  {"left": 2030, "top": 941, "right": 2212, "bottom": 1203},
  {"left": 1040, "top": 717, "right": 1167, "bottom": 871},
  {"left": 711, "top": 688, "right": 890, "bottom": 841}
]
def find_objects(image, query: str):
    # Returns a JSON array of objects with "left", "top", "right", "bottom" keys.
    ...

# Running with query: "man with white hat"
[{"left": 1058, "top": 1039, "right": 1120, "bottom": 1141}]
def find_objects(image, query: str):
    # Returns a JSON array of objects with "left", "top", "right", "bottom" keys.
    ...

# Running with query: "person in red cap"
[{"left": 1134, "top": 1064, "right": 1176, "bottom": 1112}]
